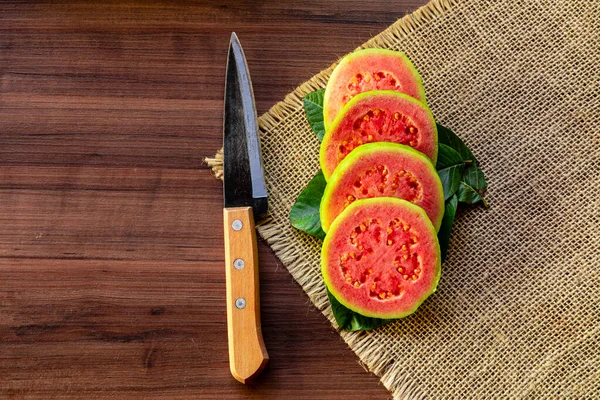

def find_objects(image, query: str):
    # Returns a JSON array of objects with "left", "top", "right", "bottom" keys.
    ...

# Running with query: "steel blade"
[{"left": 223, "top": 32, "right": 268, "bottom": 217}]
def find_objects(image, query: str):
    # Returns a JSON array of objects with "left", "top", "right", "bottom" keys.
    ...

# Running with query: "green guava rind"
[
  {"left": 322, "top": 197, "right": 441, "bottom": 319},
  {"left": 320, "top": 142, "right": 444, "bottom": 233},
  {"left": 323, "top": 48, "right": 427, "bottom": 130},
  {"left": 320, "top": 91, "right": 438, "bottom": 180}
]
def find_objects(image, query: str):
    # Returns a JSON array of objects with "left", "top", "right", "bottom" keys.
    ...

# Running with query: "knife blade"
[
  {"left": 222, "top": 32, "right": 269, "bottom": 384},
  {"left": 224, "top": 33, "right": 268, "bottom": 217}
]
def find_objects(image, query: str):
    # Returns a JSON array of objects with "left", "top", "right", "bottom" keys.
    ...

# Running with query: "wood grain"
[
  {"left": 0, "top": 1, "right": 427, "bottom": 398},
  {"left": 224, "top": 207, "right": 268, "bottom": 384}
]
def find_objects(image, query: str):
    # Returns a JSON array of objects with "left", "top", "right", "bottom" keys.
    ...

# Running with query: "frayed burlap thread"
[{"left": 206, "top": 0, "right": 600, "bottom": 398}]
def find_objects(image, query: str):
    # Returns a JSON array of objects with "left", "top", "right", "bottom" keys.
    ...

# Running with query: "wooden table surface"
[{"left": 0, "top": 1, "right": 427, "bottom": 398}]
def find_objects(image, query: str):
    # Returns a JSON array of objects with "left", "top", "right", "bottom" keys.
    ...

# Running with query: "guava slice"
[
  {"left": 320, "top": 143, "right": 444, "bottom": 233},
  {"left": 320, "top": 90, "right": 437, "bottom": 180},
  {"left": 322, "top": 197, "right": 441, "bottom": 319},
  {"left": 323, "top": 48, "right": 426, "bottom": 129}
]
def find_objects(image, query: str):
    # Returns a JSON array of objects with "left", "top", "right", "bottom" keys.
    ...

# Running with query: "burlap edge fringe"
[{"left": 205, "top": 1, "right": 456, "bottom": 398}]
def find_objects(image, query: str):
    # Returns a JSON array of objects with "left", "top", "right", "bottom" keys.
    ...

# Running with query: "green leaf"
[
  {"left": 438, "top": 194, "right": 458, "bottom": 262},
  {"left": 289, "top": 170, "right": 327, "bottom": 240},
  {"left": 436, "top": 143, "right": 464, "bottom": 169},
  {"left": 437, "top": 164, "right": 463, "bottom": 200},
  {"left": 303, "top": 89, "right": 326, "bottom": 141},
  {"left": 326, "top": 287, "right": 392, "bottom": 331},
  {"left": 436, "top": 124, "right": 488, "bottom": 205},
  {"left": 457, "top": 181, "right": 482, "bottom": 203},
  {"left": 436, "top": 123, "right": 475, "bottom": 162},
  {"left": 463, "top": 164, "right": 487, "bottom": 191},
  {"left": 457, "top": 181, "right": 489, "bottom": 208}
]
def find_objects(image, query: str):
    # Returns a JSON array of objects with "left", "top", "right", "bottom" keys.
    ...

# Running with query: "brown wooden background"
[{"left": 0, "top": 1, "right": 427, "bottom": 398}]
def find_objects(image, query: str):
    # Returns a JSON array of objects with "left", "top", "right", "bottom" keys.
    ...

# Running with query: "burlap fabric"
[{"left": 207, "top": 0, "right": 599, "bottom": 398}]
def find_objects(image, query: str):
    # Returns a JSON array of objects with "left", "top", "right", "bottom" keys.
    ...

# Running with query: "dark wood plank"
[{"left": 0, "top": 1, "right": 428, "bottom": 398}]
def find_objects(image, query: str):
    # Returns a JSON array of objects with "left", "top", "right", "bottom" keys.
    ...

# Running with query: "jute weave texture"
[{"left": 208, "top": 0, "right": 599, "bottom": 397}]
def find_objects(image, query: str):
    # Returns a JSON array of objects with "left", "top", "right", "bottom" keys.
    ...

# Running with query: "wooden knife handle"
[{"left": 223, "top": 207, "right": 269, "bottom": 384}]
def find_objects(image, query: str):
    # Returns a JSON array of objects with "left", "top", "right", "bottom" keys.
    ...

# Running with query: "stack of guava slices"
[{"left": 290, "top": 48, "right": 488, "bottom": 330}]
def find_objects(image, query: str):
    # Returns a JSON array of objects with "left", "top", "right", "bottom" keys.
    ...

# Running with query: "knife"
[{"left": 222, "top": 32, "right": 269, "bottom": 384}]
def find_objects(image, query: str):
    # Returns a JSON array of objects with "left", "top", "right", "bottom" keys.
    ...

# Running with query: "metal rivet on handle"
[
  {"left": 235, "top": 298, "right": 246, "bottom": 309},
  {"left": 233, "top": 258, "right": 245, "bottom": 270},
  {"left": 232, "top": 220, "right": 243, "bottom": 231}
]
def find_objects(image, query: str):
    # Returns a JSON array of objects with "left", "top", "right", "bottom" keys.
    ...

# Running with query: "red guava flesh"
[
  {"left": 320, "top": 90, "right": 437, "bottom": 180},
  {"left": 322, "top": 198, "right": 441, "bottom": 319},
  {"left": 323, "top": 48, "right": 426, "bottom": 129},
  {"left": 320, "top": 143, "right": 444, "bottom": 233}
]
